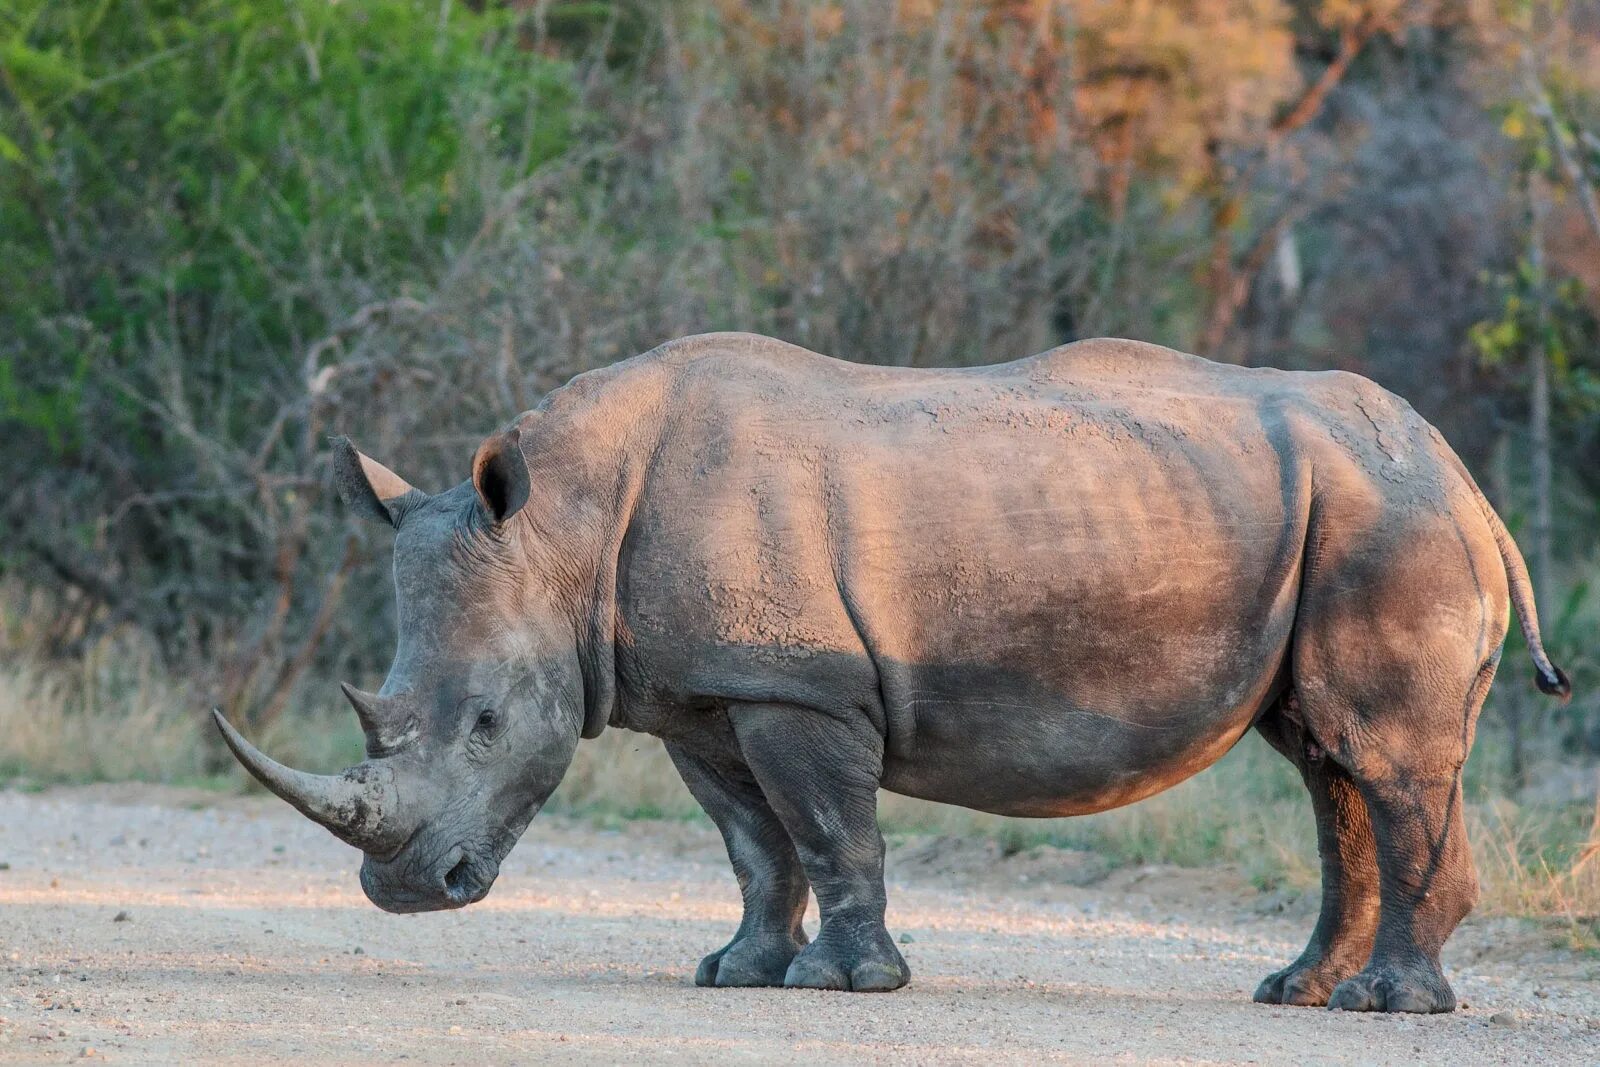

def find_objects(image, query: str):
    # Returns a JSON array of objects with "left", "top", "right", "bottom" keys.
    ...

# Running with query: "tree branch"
[
  {"left": 252, "top": 534, "right": 362, "bottom": 730},
  {"left": 1531, "top": 90, "right": 1600, "bottom": 252},
  {"left": 1269, "top": 15, "right": 1384, "bottom": 145}
]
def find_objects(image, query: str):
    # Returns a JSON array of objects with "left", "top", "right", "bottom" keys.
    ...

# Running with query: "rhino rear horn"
[{"left": 340, "top": 683, "right": 416, "bottom": 753}]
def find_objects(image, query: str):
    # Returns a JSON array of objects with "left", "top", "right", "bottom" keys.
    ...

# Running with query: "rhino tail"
[
  {"left": 1444, "top": 450, "right": 1571, "bottom": 703},
  {"left": 1490, "top": 512, "right": 1572, "bottom": 702}
]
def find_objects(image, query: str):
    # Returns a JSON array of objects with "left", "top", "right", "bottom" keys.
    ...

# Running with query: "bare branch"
[
  {"left": 253, "top": 534, "right": 363, "bottom": 730},
  {"left": 300, "top": 298, "right": 429, "bottom": 388},
  {"left": 1269, "top": 16, "right": 1384, "bottom": 145},
  {"left": 1531, "top": 90, "right": 1600, "bottom": 252}
]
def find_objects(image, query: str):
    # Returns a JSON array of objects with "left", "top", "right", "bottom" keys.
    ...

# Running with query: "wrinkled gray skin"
[{"left": 218, "top": 333, "right": 1570, "bottom": 1012}]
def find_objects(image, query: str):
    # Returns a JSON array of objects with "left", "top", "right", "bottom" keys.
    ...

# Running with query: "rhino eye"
[{"left": 474, "top": 709, "right": 498, "bottom": 734}]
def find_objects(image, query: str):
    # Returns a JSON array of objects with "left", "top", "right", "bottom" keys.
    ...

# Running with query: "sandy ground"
[{"left": 0, "top": 785, "right": 1596, "bottom": 1065}]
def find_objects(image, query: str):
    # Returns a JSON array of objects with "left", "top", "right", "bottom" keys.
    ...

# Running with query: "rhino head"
[{"left": 215, "top": 430, "right": 596, "bottom": 913}]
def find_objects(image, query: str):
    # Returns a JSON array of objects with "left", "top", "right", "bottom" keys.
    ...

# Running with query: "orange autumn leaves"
[{"left": 707, "top": 0, "right": 1332, "bottom": 204}]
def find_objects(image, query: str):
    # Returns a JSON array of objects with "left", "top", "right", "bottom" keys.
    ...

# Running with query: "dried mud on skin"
[{"left": 0, "top": 785, "right": 1596, "bottom": 1065}]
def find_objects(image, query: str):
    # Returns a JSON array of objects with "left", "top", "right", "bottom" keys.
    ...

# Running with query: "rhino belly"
[{"left": 876, "top": 655, "right": 1283, "bottom": 818}]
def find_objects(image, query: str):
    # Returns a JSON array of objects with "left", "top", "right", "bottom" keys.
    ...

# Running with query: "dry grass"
[
  {"left": 2, "top": 630, "right": 1596, "bottom": 931},
  {"left": 0, "top": 586, "right": 364, "bottom": 787},
  {"left": 0, "top": 644, "right": 365, "bottom": 788},
  {"left": 1472, "top": 795, "right": 1600, "bottom": 948},
  {"left": 0, "top": 645, "right": 208, "bottom": 784},
  {"left": 554, "top": 730, "right": 705, "bottom": 821}
]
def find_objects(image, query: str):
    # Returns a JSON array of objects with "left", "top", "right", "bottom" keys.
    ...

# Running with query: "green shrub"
[{"left": 1, "top": 0, "right": 574, "bottom": 457}]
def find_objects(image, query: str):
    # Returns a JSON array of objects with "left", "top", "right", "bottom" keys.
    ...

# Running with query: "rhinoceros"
[{"left": 216, "top": 332, "right": 1568, "bottom": 1013}]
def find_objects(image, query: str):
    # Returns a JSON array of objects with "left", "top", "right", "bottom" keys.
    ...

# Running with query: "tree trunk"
[
  {"left": 1529, "top": 178, "right": 1554, "bottom": 639},
  {"left": 1523, "top": 176, "right": 1555, "bottom": 787}
]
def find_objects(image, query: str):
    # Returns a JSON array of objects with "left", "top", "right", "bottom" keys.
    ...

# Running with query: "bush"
[{"left": 1, "top": 0, "right": 576, "bottom": 728}]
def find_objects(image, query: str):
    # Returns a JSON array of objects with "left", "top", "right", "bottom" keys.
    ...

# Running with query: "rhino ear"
[
  {"left": 471, "top": 427, "right": 530, "bottom": 526},
  {"left": 333, "top": 437, "right": 420, "bottom": 527}
]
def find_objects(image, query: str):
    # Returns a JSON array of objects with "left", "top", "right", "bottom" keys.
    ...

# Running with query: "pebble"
[
  {"left": 113, "top": 911, "right": 131, "bottom": 923},
  {"left": 1490, "top": 1010, "right": 1520, "bottom": 1026}
]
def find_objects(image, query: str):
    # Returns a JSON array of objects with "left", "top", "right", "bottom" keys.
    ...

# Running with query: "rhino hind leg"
[
  {"left": 1326, "top": 661, "right": 1498, "bottom": 1014},
  {"left": 728, "top": 702, "right": 910, "bottom": 992},
  {"left": 664, "top": 742, "right": 810, "bottom": 987},
  {"left": 1266, "top": 694, "right": 1481, "bottom": 1015},
  {"left": 1252, "top": 702, "right": 1381, "bottom": 1006},
  {"left": 1286, "top": 519, "right": 1502, "bottom": 1014},
  {"left": 1322, "top": 768, "right": 1478, "bottom": 1014}
]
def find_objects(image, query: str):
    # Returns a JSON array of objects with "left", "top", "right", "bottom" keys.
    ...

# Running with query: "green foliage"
[
  {"left": 0, "top": 0, "right": 575, "bottom": 460},
  {"left": 0, "top": 0, "right": 581, "bottom": 689},
  {"left": 1471, "top": 260, "right": 1600, "bottom": 419}
]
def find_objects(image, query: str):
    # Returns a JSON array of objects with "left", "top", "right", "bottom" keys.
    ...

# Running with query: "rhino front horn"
[{"left": 211, "top": 709, "right": 404, "bottom": 854}]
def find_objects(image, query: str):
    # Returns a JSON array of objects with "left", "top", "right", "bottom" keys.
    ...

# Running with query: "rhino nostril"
[{"left": 444, "top": 855, "right": 473, "bottom": 895}]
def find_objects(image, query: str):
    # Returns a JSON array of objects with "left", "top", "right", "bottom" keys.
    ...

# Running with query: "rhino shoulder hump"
[{"left": 645, "top": 332, "right": 829, "bottom": 372}]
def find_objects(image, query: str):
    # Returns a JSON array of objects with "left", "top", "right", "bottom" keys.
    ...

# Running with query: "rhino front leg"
[
  {"left": 665, "top": 742, "right": 810, "bottom": 987},
  {"left": 728, "top": 703, "right": 909, "bottom": 992}
]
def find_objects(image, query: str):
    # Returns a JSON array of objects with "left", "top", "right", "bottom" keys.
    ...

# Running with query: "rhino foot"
[
  {"left": 695, "top": 933, "right": 805, "bottom": 988},
  {"left": 1253, "top": 959, "right": 1355, "bottom": 1007},
  {"left": 1327, "top": 964, "right": 1455, "bottom": 1014},
  {"left": 783, "top": 930, "right": 909, "bottom": 992}
]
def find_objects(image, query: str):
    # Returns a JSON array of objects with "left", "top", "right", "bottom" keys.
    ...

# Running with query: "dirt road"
[{"left": 0, "top": 785, "right": 1595, "bottom": 1064}]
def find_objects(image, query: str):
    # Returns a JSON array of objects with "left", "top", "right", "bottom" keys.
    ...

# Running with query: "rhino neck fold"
[
  {"left": 512, "top": 373, "right": 667, "bottom": 741},
  {"left": 576, "top": 453, "right": 651, "bottom": 739}
]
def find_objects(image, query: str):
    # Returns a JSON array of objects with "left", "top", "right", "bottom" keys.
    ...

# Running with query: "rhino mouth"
[
  {"left": 441, "top": 847, "right": 494, "bottom": 907},
  {"left": 356, "top": 801, "right": 544, "bottom": 913},
  {"left": 360, "top": 843, "right": 499, "bottom": 913}
]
